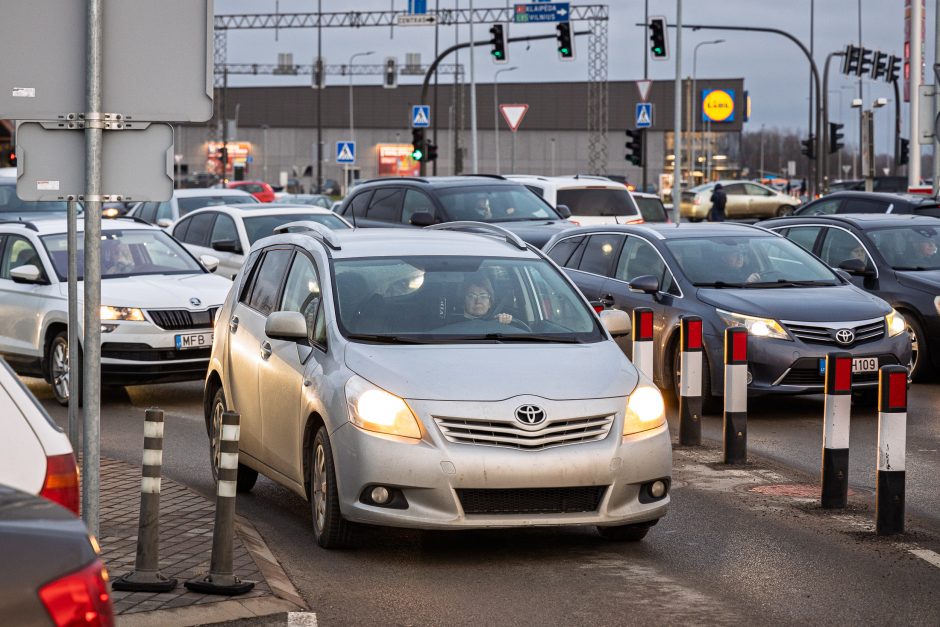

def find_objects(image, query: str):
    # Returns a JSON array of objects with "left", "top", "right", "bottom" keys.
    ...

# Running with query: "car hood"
[
  {"left": 344, "top": 341, "right": 637, "bottom": 402},
  {"left": 59, "top": 273, "right": 233, "bottom": 309},
  {"left": 896, "top": 269, "right": 940, "bottom": 291},
  {"left": 696, "top": 285, "right": 891, "bottom": 322},
  {"left": 494, "top": 220, "right": 577, "bottom": 247}
]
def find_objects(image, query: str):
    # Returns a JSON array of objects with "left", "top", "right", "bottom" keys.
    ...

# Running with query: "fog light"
[
  {"left": 650, "top": 480, "right": 666, "bottom": 498},
  {"left": 370, "top": 486, "right": 390, "bottom": 504},
  {"left": 746, "top": 369, "right": 753, "bottom": 385}
]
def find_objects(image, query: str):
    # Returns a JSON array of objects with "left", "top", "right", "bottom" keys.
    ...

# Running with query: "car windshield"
[
  {"left": 634, "top": 196, "right": 669, "bottom": 222},
  {"left": 437, "top": 185, "right": 560, "bottom": 222},
  {"left": 284, "top": 195, "right": 332, "bottom": 208},
  {"left": 555, "top": 188, "right": 639, "bottom": 218},
  {"left": 868, "top": 225, "right": 940, "bottom": 270},
  {"left": 243, "top": 213, "right": 350, "bottom": 245},
  {"left": 178, "top": 194, "right": 259, "bottom": 216},
  {"left": 0, "top": 183, "right": 70, "bottom": 213},
  {"left": 665, "top": 235, "right": 839, "bottom": 287},
  {"left": 333, "top": 256, "right": 603, "bottom": 344},
  {"left": 41, "top": 229, "right": 204, "bottom": 280}
]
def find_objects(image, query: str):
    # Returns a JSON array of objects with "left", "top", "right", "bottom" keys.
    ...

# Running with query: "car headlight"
[
  {"left": 717, "top": 309, "right": 790, "bottom": 340},
  {"left": 935, "top": 297, "right": 940, "bottom": 316},
  {"left": 100, "top": 306, "right": 145, "bottom": 321},
  {"left": 886, "top": 309, "right": 906, "bottom": 337},
  {"left": 345, "top": 375, "right": 422, "bottom": 440},
  {"left": 623, "top": 385, "right": 666, "bottom": 435}
]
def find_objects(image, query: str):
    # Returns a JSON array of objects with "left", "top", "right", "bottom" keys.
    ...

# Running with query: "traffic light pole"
[{"left": 821, "top": 50, "right": 846, "bottom": 193}]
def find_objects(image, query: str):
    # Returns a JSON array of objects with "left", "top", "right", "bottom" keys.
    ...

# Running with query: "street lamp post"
[
  {"left": 347, "top": 50, "right": 374, "bottom": 193},
  {"left": 493, "top": 66, "right": 517, "bottom": 175},
  {"left": 691, "top": 39, "right": 724, "bottom": 185},
  {"left": 261, "top": 124, "right": 270, "bottom": 185}
]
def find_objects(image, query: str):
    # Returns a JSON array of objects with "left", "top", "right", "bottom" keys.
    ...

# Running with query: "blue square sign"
[
  {"left": 412, "top": 105, "right": 431, "bottom": 128},
  {"left": 336, "top": 141, "right": 356, "bottom": 164},
  {"left": 635, "top": 102, "right": 653, "bottom": 129}
]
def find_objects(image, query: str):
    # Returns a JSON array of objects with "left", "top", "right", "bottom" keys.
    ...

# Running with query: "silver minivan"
[{"left": 205, "top": 222, "right": 672, "bottom": 548}]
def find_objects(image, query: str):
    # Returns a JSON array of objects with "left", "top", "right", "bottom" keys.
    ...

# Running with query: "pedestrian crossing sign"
[
  {"left": 636, "top": 102, "right": 653, "bottom": 129},
  {"left": 412, "top": 105, "right": 431, "bottom": 128},
  {"left": 336, "top": 141, "right": 356, "bottom": 164}
]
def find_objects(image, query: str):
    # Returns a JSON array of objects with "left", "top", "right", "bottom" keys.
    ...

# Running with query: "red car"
[{"left": 226, "top": 181, "right": 275, "bottom": 203}]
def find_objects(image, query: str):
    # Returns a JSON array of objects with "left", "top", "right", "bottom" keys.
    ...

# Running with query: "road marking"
[
  {"left": 288, "top": 612, "right": 318, "bottom": 626},
  {"left": 910, "top": 549, "right": 940, "bottom": 570}
]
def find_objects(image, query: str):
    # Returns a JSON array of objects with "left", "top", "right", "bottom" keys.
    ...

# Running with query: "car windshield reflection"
[{"left": 869, "top": 225, "right": 940, "bottom": 271}]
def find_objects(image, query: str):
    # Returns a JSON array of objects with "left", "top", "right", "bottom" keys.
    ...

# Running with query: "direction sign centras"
[
  {"left": 513, "top": 3, "right": 570, "bottom": 24},
  {"left": 499, "top": 104, "right": 529, "bottom": 132}
]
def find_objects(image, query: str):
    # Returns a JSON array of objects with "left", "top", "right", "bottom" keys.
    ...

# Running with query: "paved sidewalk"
[{"left": 96, "top": 458, "right": 305, "bottom": 626}]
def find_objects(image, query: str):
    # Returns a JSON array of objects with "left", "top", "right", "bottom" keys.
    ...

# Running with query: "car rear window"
[
  {"left": 244, "top": 213, "right": 350, "bottom": 244},
  {"left": 178, "top": 195, "right": 259, "bottom": 216},
  {"left": 0, "top": 183, "right": 69, "bottom": 213},
  {"left": 555, "top": 188, "right": 640, "bottom": 218}
]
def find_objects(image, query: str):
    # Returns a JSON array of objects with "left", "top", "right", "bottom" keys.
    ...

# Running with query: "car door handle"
[
  {"left": 230, "top": 315, "right": 239, "bottom": 333},
  {"left": 260, "top": 341, "right": 272, "bottom": 360}
]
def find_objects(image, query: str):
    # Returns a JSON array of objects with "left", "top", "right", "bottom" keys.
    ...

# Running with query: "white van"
[{"left": 507, "top": 175, "right": 648, "bottom": 225}]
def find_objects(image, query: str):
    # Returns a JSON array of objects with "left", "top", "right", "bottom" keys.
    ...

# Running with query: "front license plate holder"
[{"left": 175, "top": 331, "right": 213, "bottom": 350}]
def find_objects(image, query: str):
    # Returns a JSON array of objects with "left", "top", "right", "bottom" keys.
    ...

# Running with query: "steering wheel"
[
  {"left": 748, "top": 269, "right": 783, "bottom": 283},
  {"left": 505, "top": 317, "right": 531, "bottom": 332}
]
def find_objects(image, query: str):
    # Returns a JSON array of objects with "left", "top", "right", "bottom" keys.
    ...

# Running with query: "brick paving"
[{"left": 97, "top": 458, "right": 274, "bottom": 615}]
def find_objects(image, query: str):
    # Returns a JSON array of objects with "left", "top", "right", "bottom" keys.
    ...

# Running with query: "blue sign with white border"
[
  {"left": 513, "top": 2, "right": 571, "bottom": 23},
  {"left": 635, "top": 102, "right": 653, "bottom": 128},
  {"left": 411, "top": 105, "right": 431, "bottom": 128},
  {"left": 336, "top": 141, "right": 356, "bottom": 164}
]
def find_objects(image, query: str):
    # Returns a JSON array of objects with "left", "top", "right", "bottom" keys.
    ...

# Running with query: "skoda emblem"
[
  {"left": 515, "top": 405, "right": 546, "bottom": 426},
  {"left": 190, "top": 297, "right": 202, "bottom": 308},
  {"left": 835, "top": 328, "right": 855, "bottom": 346}
]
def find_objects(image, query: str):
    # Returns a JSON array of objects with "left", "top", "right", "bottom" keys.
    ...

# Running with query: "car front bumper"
[{"left": 99, "top": 319, "right": 214, "bottom": 385}]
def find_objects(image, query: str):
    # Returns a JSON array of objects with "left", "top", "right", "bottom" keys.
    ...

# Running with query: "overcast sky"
[{"left": 217, "top": 1, "right": 933, "bottom": 154}]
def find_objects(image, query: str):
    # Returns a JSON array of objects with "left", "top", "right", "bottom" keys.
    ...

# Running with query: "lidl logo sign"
[{"left": 702, "top": 89, "right": 735, "bottom": 122}]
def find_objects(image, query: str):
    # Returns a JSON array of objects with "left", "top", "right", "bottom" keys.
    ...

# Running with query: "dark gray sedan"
[{"left": 543, "top": 223, "right": 912, "bottom": 407}]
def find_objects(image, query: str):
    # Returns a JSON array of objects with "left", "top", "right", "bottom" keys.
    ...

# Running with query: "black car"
[
  {"left": 795, "top": 191, "right": 940, "bottom": 217},
  {"left": 758, "top": 213, "right": 940, "bottom": 381},
  {"left": 827, "top": 177, "right": 908, "bottom": 193},
  {"left": 543, "top": 223, "right": 911, "bottom": 408},
  {"left": 0, "top": 485, "right": 113, "bottom": 625},
  {"left": 336, "top": 175, "right": 574, "bottom": 247}
]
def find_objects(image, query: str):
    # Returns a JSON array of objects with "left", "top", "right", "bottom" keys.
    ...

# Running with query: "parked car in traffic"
[
  {"left": 793, "top": 191, "right": 940, "bottom": 217},
  {"left": 0, "top": 218, "right": 232, "bottom": 404},
  {"left": 127, "top": 188, "right": 259, "bottom": 227},
  {"left": 543, "top": 223, "right": 911, "bottom": 408},
  {"left": 680, "top": 180, "right": 801, "bottom": 221},
  {"left": 0, "top": 176, "right": 71, "bottom": 221},
  {"left": 335, "top": 176, "right": 575, "bottom": 247},
  {"left": 205, "top": 222, "right": 671, "bottom": 548},
  {"left": 173, "top": 204, "right": 352, "bottom": 278},
  {"left": 826, "top": 177, "right": 909, "bottom": 194},
  {"left": 506, "top": 175, "right": 657, "bottom": 224},
  {"left": 227, "top": 180, "right": 276, "bottom": 203},
  {"left": 632, "top": 192, "right": 670, "bottom": 223},
  {"left": 758, "top": 213, "right": 940, "bottom": 381}
]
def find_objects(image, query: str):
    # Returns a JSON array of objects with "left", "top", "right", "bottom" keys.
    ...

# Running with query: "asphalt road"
[{"left": 29, "top": 378, "right": 940, "bottom": 626}]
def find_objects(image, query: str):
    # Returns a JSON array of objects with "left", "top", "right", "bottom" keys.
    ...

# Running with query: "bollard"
[
  {"left": 821, "top": 352, "right": 852, "bottom": 509},
  {"left": 632, "top": 307, "right": 655, "bottom": 381},
  {"left": 112, "top": 408, "right": 177, "bottom": 592},
  {"left": 678, "top": 316, "right": 703, "bottom": 446},
  {"left": 876, "top": 365, "right": 908, "bottom": 536},
  {"left": 185, "top": 411, "right": 255, "bottom": 595},
  {"left": 723, "top": 327, "right": 748, "bottom": 464}
]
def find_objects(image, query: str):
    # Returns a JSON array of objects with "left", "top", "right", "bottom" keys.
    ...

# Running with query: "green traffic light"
[
  {"left": 411, "top": 149, "right": 424, "bottom": 161},
  {"left": 560, "top": 47, "right": 569, "bottom": 54}
]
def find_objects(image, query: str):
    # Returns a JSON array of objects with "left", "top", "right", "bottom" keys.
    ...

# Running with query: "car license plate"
[
  {"left": 175, "top": 331, "right": 213, "bottom": 350},
  {"left": 818, "top": 357, "right": 879, "bottom": 375}
]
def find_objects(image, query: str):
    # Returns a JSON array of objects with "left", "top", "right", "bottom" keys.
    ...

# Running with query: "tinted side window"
[
  {"left": 246, "top": 249, "right": 292, "bottom": 316},
  {"left": 819, "top": 228, "right": 871, "bottom": 269},
  {"left": 839, "top": 198, "right": 890, "bottom": 213},
  {"left": 615, "top": 237, "right": 670, "bottom": 292},
  {"left": 401, "top": 190, "right": 436, "bottom": 224},
  {"left": 345, "top": 191, "right": 373, "bottom": 219},
  {"left": 781, "top": 226, "right": 823, "bottom": 252},
  {"left": 800, "top": 198, "right": 842, "bottom": 215},
  {"left": 744, "top": 183, "right": 773, "bottom": 196},
  {"left": 547, "top": 236, "right": 584, "bottom": 267},
  {"left": 184, "top": 213, "right": 215, "bottom": 246},
  {"left": 155, "top": 201, "right": 174, "bottom": 222},
  {"left": 724, "top": 184, "right": 747, "bottom": 196},
  {"left": 0, "top": 235, "right": 46, "bottom": 281},
  {"left": 280, "top": 253, "right": 321, "bottom": 343},
  {"left": 139, "top": 202, "right": 158, "bottom": 223},
  {"left": 914, "top": 206, "right": 940, "bottom": 218},
  {"left": 366, "top": 188, "right": 404, "bottom": 222},
  {"left": 172, "top": 218, "right": 191, "bottom": 242},
  {"left": 210, "top": 214, "right": 238, "bottom": 244},
  {"left": 577, "top": 234, "right": 625, "bottom": 277}
]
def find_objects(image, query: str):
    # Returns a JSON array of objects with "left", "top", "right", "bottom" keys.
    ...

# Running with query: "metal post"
[
  {"left": 723, "top": 327, "right": 747, "bottom": 465},
  {"left": 493, "top": 66, "right": 517, "bottom": 175},
  {"left": 678, "top": 316, "right": 703, "bottom": 446},
  {"left": 66, "top": 199, "right": 79, "bottom": 452},
  {"left": 821, "top": 51, "right": 846, "bottom": 193},
  {"left": 469, "top": 0, "right": 478, "bottom": 173},
  {"left": 642, "top": 0, "right": 649, "bottom": 192},
  {"left": 759, "top": 124, "right": 764, "bottom": 179},
  {"left": 221, "top": 66, "right": 228, "bottom": 183},
  {"left": 347, "top": 51, "right": 374, "bottom": 193},
  {"left": 934, "top": 0, "right": 940, "bottom": 189},
  {"left": 316, "top": 0, "right": 323, "bottom": 193},
  {"left": 691, "top": 40, "right": 725, "bottom": 186},
  {"left": 631, "top": 308, "right": 655, "bottom": 381},
  {"left": 550, "top": 137, "right": 556, "bottom": 175},
  {"left": 433, "top": 0, "right": 440, "bottom": 176},
  {"left": 81, "top": 0, "right": 104, "bottom": 538},
  {"left": 821, "top": 352, "right": 852, "bottom": 509},
  {"left": 910, "top": 0, "right": 924, "bottom": 186},
  {"left": 672, "top": 0, "right": 683, "bottom": 223},
  {"left": 876, "top": 366, "right": 907, "bottom": 535},
  {"left": 862, "top": 109, "right": 874, "bottom": 192},
  {"left": 807, "top": 0, "right": 815, "bottom": 198}
]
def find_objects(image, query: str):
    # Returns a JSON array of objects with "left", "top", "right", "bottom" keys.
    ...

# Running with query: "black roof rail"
[
  {"left": 0, "top": 219, "right": 39, "bottom": 232},
  {"left": 273, "top": 220, "right": 342, "bottom": 250},
  {"left": 426, "top": 221, "right": 527, "bottom": 250},
  {"left": 358, "top": 176, "right": 430, "bottom": 185},
  {"left": 463, "top": 174, "right": 507, "bottom": 180}
]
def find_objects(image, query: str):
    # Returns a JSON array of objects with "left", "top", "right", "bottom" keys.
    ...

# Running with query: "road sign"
[
  {"left": 512, "top": 2, "right": 571, "bottom": 23},
  {"left": 412, "top": 105, "right": 431, "bottom": 128},
  {"left": 16, "top": 121, "right": 174, "bottom": 201},
  {"left": 336, "top": 141, "right": 356, "bottom": 164},
  {"left": 0, "top": 0, "right": 213, "bottom": 122},
  {"left": 499, "top": 104, "right": 529, "bottom": 132},
  {"left": 396, "top": 14, "right": 437, "bottom": 26},
  {"left": 636, "top": 80, "right": 653, "bottom": 102},
  {"left": 635, "top": 103, "right": 653, "bottom": 129},
  {"left": 702, "top": 89, "right": 736, "bottom": 122},
  {"left": 408, "top": 0, "right": 427, "bottom": 12}
]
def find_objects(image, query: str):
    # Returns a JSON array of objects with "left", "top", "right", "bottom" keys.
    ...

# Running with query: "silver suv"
[{"left": 205, "top": 222, "right": 672, "bottom": 548}]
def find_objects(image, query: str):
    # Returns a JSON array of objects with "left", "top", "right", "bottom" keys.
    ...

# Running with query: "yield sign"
[
  {"left": 499, "top": 104, "right": 529, "bottom": 132},
  {"left": 635, "top": 79, "right": 653, "bottom": 102}
]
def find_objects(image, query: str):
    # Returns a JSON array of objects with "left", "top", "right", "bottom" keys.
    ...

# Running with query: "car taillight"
[
  {"left": 623, "top": 217, "right": 644, "bottom": 224},
  {"left": 693, "top": 197, "right": 701, "bottom": 205},
  {"left": 39, "top": 559, "right": 114, "bottom": 627},
  {"left": 41, "top": 453, "right": 80, "bottom": 515}
]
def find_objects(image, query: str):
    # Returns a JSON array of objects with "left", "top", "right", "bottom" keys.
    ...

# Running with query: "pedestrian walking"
[
  {"left": 799, "top": 178, "right": 807, "bottom": 199},
  {"left": 708, "top": 183, "right": 727, "bottom": 222},
  {"left": 785, "top": 179, "right": 792, "bottom": 195}
]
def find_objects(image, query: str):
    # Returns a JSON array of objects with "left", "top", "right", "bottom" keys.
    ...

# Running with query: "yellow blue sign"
[{"left": 702, "top": 89, "right": 735, "bottom": 122}]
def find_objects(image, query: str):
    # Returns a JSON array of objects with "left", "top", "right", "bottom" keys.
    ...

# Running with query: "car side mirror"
[
  {"left": 199, "top": 255, "right": 220, "bottom": 273},
  {"left": 555, "top": 204, "right": 572, "bottom": 219},
  {"left": 629, "top": 274, "right": 661, "bottom": 294},
  {"left": 10, "top": 264, "right": 44, "bottom": 284},
  {"left": 837, "top": 258, "right": 874, "bottom": 277},
  {"left": 411, "top": 212, "right": 439, "bottom": 227},
  {"left": 156, "top": 218, "right": 173, "bottom": 228},
  {"left": 265, "top": 311, "right": 308, "bottom": 341},
  {"left": 211, "top": 239, "right": 243, "bottom": 254},
  {"left": 599, "top": 309, "right": 631, "bottom": 337}
]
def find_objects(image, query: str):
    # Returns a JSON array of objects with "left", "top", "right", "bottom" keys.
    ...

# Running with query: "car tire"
[
  {"left": 775, "top": 205, "right": 795, "bottom": 217},
  {"left": 671, "top": 342, "right": 719, "bottom": 414},
  {"left": 311, "top": 426, "right": 353, "bottom": 549},
  {"left": 597, "top": 521, "right": 655, "bottom": 542},
  {"left": 904, "top": 314, "right": 933, "bottom": 382},
  {"left": 208, "top": 387, "right": 258, "bottom": 492},
  {"left": 47, "top": 330, "right": 79, "bottom": 407}
]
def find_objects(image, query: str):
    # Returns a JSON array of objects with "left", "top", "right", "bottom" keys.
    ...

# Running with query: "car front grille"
[
  {"left": 101, "top": 343, "right": 212, "bottom": 361},
  {"left": 782, "top": 318, "right": 885, "bottom": 347},
  {"left": 433, "top": 413, "right": 614, "bottom": 451},
  {"left": 457, "top": 486, "right": 607, "bottom": 515},
  {"left": 147, "top": 308, "right": 217, "bottom": 331}
]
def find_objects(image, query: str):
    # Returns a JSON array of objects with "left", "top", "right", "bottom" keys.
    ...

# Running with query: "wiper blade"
[
  {"left": 747, "top": 279, "right": 835, "bottom": 287},
  {"left": 692, "top": 281, "right": 748, "bottom": 288},
  {"left": 345, "top": 333, "right": 430, "bottom": 345},
  {"left": 484, "top": 333, "right": 581, "bottom": 343}
]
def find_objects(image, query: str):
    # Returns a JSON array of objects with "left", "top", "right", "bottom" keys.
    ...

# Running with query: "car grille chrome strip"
[
  {"left": 781, "top": 317, "right": 885, "bottom": 347},
  {"left": 433, "top": 414, "right": 614, "bottom": 451},
  {"left": 147, "top": 308, "right": 217, "bottom": 330}
]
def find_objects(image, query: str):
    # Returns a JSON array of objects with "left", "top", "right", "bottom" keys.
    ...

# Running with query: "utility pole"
[
  {"left": 469, "top": 0, "right": 478, "bottom": 173},
  {"left": 672, "top": 0, "right": 682, "bottom": 223},
  {"left": 808, "top": 0, "right": 814, "bottom": 196},
  {"left": 642, "top": 0, "right": 649, "bottom": 192},
  {"left": 910, "top": 0, "right": 924, "bottom": 186},
  {"left": 934, "top": 0, "right": 940, "bottom": 192},
  {"left": 316, "top": 0, "right": 322, "bottom": 193}
]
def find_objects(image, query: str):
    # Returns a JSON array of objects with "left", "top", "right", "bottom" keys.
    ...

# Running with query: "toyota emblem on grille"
[
  {"left": 190, "top": 297, "right": 202, "bottom": 308},
  {"left": 835, "top": 328, "right": 855, "bottom": 345},
  {"left": 515, "top": 405, "right": 546, "bottom": 426}
]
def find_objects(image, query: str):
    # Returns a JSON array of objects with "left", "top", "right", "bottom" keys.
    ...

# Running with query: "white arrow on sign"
[
  {"left": 499, "top": 104, "right": 529, "bottom": 132},
  {"left": 636, "top": 79, "right": 653, "bottom": 102}
]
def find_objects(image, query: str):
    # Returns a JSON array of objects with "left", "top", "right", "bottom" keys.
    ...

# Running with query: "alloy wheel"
[
  {"left": 314, "top": 444, "right": 327, "bottom": 532},
  {"left": 51, "top": 339, "right": 70, "bottom": 402},
  {"left": 907, "top": 322, "right": 919, "bottom": 374}
]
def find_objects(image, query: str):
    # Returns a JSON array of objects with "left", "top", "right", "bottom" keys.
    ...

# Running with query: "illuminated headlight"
[
  {"left": 102, "top": 207, "right": 120, "bottom": 218},
  {"left": 345, "top": 375, "right": 422, "bottom": 440},
  {"left": 935, "top": 297, "right": 940, "bottom": 316},
  {"left": 100, "top": 306, "right": 145, "bottom": 321},
  {"left": 886, "top": 309, "right": 906, "bottom": 337},
  {"left": 623, "top": 385, "right": 666, "bottom": 435},
  {"left": 717, "top": 309, "right": 789, "bottom": 340}
]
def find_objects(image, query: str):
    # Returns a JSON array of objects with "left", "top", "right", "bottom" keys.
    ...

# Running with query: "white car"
[
  {"left": 171, "top": 204, "right": 353, "bottom": 278},
  {"left": 127, "top": 188, "right": 259, "bottom": 228},
  {"left": 0, "top": 357, "right": 79, "bottom": 514},
  {"left": 506, "top": 175, "right": 648, "bottom": 225},
  {"left": 0, "top": 218, "right": 233, "bottom": 405}
]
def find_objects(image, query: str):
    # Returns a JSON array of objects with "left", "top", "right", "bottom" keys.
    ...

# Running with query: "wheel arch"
[
  {"left": 41, "top": 321, "right": 69, "bottom": 382},
  {"left": 302, "top": 412, "right": 327, "bottom": 501}
]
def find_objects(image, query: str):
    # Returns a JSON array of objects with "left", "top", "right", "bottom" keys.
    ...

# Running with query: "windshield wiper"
[
  {"left": 692, "top": 281, "right": 749, "bottom": 289},
  {"left": 485, "top": 333, "right": 581, "bottom": 343},
  {"left": 345, "top": 333, "right": 430, "bottom": 345},
  {"left": 747, "top": 279, "right": 835, "bottom": 287}
]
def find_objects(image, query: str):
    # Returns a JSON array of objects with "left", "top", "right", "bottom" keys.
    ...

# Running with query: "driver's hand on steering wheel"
[
  {"left": 746, "top": 272, "right": 761, "bottom": 283},
  {"left": 496, "top": 312, "right": 513, "bottom": 324}
]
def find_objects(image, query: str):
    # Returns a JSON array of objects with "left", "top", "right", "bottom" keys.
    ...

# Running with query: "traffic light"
[
  {"left": 489, "top": 24, "right": 508, "bottom": 64},
  {"left": 410, "top": 129, "right": 425, "bottom": 162},
  {"left": 311, "top": 57, "right": 325, "bottom": 89},
  {"left": 870, "top": 51, "right": 887, "bottom": 80},
  {"left": 649, "top": 16, "right": 668, "bottom": 59},
  {"left": 625, "top": 129, "right": 644, "bottom": 166},
  {"left": 887, "top": 55, "right": 901, "bottom": 83},
  {"left": 800, "top": 135, "right": 816, "bottom": 160},
  {"left": 841, "top": 44, "right": 860, "bottom": 75},
  {"left": 857, "top": 47, "right": 874, "bottom": 77},
  {"left": 383, "top": 57, "right": 398, "bottom": 89},
  {"left": 556, "top": 22, "right": 574, "bottom": 60},
  {"left": 828, "top": 122, "right": 844, "bottom": 154},
  {"left": 897, "top": 137, "right": 910, "bottom": 166},
  {"left": 426, "top": 141, "right": 438, "bottom": 162}
]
